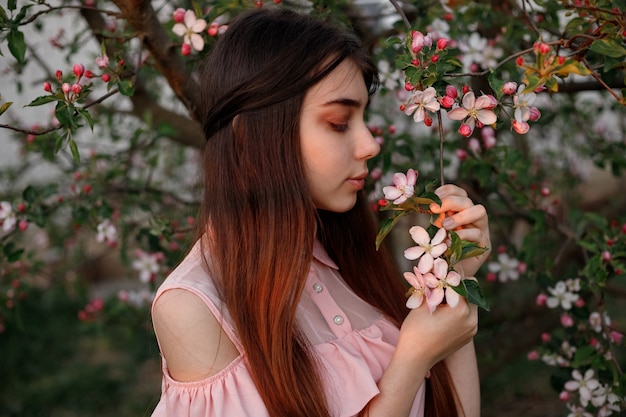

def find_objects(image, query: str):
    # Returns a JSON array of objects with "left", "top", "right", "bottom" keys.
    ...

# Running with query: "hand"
[
  {"left": 397, "top": 296, "right": 478, "bottom": 370},
  {"left": 429, "top": 184, "right": 491, "bottom": 278}
]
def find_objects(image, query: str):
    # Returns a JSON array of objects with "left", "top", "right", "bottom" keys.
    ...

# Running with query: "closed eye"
[{"left": 329, "top": 122, "right": 348, "bottom": 132}]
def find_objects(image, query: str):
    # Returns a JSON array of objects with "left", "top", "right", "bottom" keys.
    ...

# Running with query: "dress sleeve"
[{"left": 151, "top": 355, "right": 270, "bottom": 417}]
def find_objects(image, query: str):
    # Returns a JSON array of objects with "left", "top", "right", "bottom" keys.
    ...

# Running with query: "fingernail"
[{"left": 442, "top": 218, "right": 454, "bottom": 229}]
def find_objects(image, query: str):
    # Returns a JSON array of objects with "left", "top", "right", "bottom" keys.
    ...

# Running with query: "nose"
[{"left": 355, "top": 124, "right": 381, "bottom": 161}]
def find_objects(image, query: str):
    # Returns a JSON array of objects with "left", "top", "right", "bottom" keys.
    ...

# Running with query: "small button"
[
  {"left": 313, "top": 283, "right": 323, "bottom": 293},
  {"left": 333, "top": 315, "right": 344, "bottom": 325}
]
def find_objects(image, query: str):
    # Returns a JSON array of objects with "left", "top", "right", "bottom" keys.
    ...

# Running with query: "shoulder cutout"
[{"left": 152, "top": 288, "right": 240, "bottom": 382}]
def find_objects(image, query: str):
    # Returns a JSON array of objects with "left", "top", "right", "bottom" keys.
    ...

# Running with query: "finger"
[
  {"left": 430, "top": 195, "right": 474, "bottom": 214},
  {"left": 438, "top": 205, "right": 489, "bottom": 230},
  {"left": 435, "top": 184, "right": 468, "bottom": 199}
]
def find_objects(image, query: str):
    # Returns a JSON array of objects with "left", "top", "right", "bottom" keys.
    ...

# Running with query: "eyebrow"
[{"left": 322, "top": 97, "right": 370, "bottom": 109}]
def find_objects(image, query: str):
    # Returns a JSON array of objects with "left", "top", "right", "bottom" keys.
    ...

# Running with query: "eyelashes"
[{"left": 329, "top": 122, "right": 348, "bottom": 132}]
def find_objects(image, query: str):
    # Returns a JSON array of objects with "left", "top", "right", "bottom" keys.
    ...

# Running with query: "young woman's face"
[{"left": 300, "top": 59, "right": 380, "bottom": 213}]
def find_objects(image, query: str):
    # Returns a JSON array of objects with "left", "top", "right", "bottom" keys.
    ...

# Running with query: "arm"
[
  {"left": 152, "top": 288, "right": 240, "bottom": 382},
  {"left": 445, "top": 340, "right": 480, "bottom": 417}
]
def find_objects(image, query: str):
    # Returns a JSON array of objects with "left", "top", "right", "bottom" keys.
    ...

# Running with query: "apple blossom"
[
  {"left": 72, "top": 63, "right": 85, "bottom": 78},
  {"left": 546, "top": 281, "right": 579, "bottom": 310},
  {"left": 512, "top": 119, "right": 530, "bottom": 134},
  {"left": 0, "top": 201, "right": 16, "bottom": 232},
  {"left": 446, "top": 91, "right": 498, "bottom": 136},
  {"left": 404, "top": 87, "right": 441, "bottom": 123},
  {"left": 513, "top": 84, "right": 537, "bottom": 123},
  {"left": 403, "top": 266, "right": 430, "bottom": 309},
  {"left": 423, "top": 258, "right": 461, "bottom": 313},
  {"left": 404, "top": 226, "right": 448, "bottom": 274},
  {"left": 95, "top": 54, "right": 109, "bottom": 69},
  {"left": 172, "top": 10, "right": 207, "bottom": 52},
  {"left": 565, "top": 369, "right": 600, "bottom": 407},
  {"left": 96, "top": 219, "right": 117, "bottom": 245},
  {"left": 382, "top": 168, "right": 417, "bottom": 204},
  {"left": 132, "top": 250, "right": 162, "bottom": 283},
  {"left": 487, "top": 252, "right": 520, "bottom": 282},
  {"left": 445, "top": 84, "right": 458, "bottom": 98}
]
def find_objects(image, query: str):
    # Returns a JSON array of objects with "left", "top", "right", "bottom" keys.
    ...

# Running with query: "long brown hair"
[{"left": 197, "top": 8, "right": 460, "bottom": 417}]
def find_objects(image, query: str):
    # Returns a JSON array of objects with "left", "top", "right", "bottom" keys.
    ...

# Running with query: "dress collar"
[{"left": 312, "top": 239, "right": 339, "bottom": 270}]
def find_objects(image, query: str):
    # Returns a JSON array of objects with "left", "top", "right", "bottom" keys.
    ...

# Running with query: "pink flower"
[
  {"left": 72, "top": 63, "right": 85, "bottom": 78},
  {"left": 404, "top": 226, "right": 448, "bottom": 274},
  {"left": 0, "top": 201, "right": 16, "bottom": 232},
  {"left": 440, "top": 95, "right": 455, "bottom": 108},
  {"left": 513, "top": 84, "right": 536, "bottom": 122},
  {"left": 382, "top": 168, "right": 417, "bottom": 204},
  {"left": 536, "top": 293, "right": 548, "bottom": 306},
  {"left": 173, "top": 8, "right": 186, "bottom": 23},
  {"left": 423, "top": 258, "right": 461, "bottom": 313},
  {"left": 446, "top": 91, "right": 498, "bottom": 136},
  {"left": 512, "top": 119, "right": 530, "bottom": 134},
  {"left": 560, "top": 313, "right": 574, "bottom": 327},
  {"left": 527, "top": 351, "right": 540, "bottom": 360},
  {"left": 404, "top": 87, "right": 441, "bottom": 123},
  {"left": 436, "top": 38, "right": 448, "bottom": 50},
  {"left": 445, "top": 84, "right": 458, "bottom": 99},
  {"left": 411, "top": 30, "right": 432, "bottom": 53},
  {"left": 172, "top": 10, "right": 207, "bottom": 52},
  {"left": 502, "top": 81, "right": 517, "bottom": 95},
  {"left": 403, "top": 266, "right": 431, "bottom": 309},
  {"left": 95, "top": 54, "right": 109, "bottom": 69}
]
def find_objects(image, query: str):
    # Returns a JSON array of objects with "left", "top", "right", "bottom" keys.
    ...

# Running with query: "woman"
[{"left": 151, "top": 8, "right": 490, "bottom": 417}]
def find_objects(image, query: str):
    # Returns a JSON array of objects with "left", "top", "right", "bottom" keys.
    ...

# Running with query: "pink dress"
[{"left": 151, "top": 240, "right": 426, "bottom": 417}]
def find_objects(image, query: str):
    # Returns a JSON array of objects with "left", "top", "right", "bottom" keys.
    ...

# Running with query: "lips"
[{"left": 347, "top": 172, "right": 368, "bottom": 190}]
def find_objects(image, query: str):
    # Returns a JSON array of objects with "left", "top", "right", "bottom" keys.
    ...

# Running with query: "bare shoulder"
[{"left": 152, "top": 288, "right": 240, "bottom": 382}]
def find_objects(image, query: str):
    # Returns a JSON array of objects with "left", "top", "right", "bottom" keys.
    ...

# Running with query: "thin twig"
[
  {"left": 388, "top": 0, "right": 411, "bottom": 30},
  {"left": 437, "top": 111, "right": 445, "bottom": 186}
]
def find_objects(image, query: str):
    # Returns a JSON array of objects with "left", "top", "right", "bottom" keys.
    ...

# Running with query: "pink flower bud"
[
  {"left": 430, "top": 55, "right": 439, "bottom": 63},
  {"left": 445, "top": 85, "right": 458, "bottom": 99},
  {"left": 173, "top": 8, "right": 186, "bottom": 23},
  {"left": 455, "top": 148, "right": 468, "bottom": 162},
  {"left": 482, "top": 134, "right": 496, "bottom": 149},
  {"left": 462, "top": 85, "right": 470, "bottom": 95},
  {"left": 560, "top": 313, "right": 574, "bottom": 327},
  {"left": 73, "top": 63, "right": 85, "bottom": 78},
  {"left": 436, "top": 38, "right": 448, "bottom": 50},
  {"left": 84, "top": 70, "right": 94, "bottom": 79},
  {"left": 559, "top": 391, "right": 570, "bottom": 401},
  {"left": 424, "top": 115, "right": 433, "bottom": 127},
  {"left": 541, "top": 186, "right": 551, "bottom": 196},
  {"left": 536, "top": 293, "right": 548, "bottom": 306},
  {"left": 411, "top": 30, "right": 425, "bottom": 53},
  {"left": 411, "top": 59, "right": 420, "bottom": 66},
  {"left": 516, "top": 57, "right": 524, "bottom": 66},
  {"left": 602, "top": 251, "right": 611, "bottom": 262},
  {"left": 208, "top": 23, "right": 219, "bottom": 37},
  {"left": 534, "top": 42, "right": 550, "bottom": 55},
  {"left": 512, "top": 119, "right": 530, "bottom": 134},
  {"left": 486, "top": 272, "right": 496, "bottom": 282},
  {"left": 610, "top": 330, "right": 624, "bottom": 345},
  {"left": 541, "top": 332, "right": 550, "bottom": 343},
  {"left": 101, "top": 73, "right": 111, "bottom": 83},
  {"left": 404, "top": 82, "right": 415, "bottom": 91},
  {"left": 502, "top": 81, "right": 517, "bottom": 95},
  {"left": 62, "top": 83, "right": 71, "bottom": 94},
  {"left": 440, "top": 96, "right": 455, "bottom": 108},
  {"left": 527, "top": 351, "right": 539, "bottom": 360},
  {"left": 181, "top": 43, "right": 192, "bottom": 56},
  {"left": 43, "top": 82, "right": 52, "bottom": 92},
  {"left": 55, "top": 70, "right": 63, "bottom": 81},
  {"left": 370, "top": 167, "right": 382, "bottom": 181},
  {"left": 529, "top": 107, "right": 541, "bottom": 121},
  {"left": 459, "top": 124, "right": 473, "bottom": 138},
  {"left": 71, "top": 83, "right": 82, "bottom": 94},
  {"left": 468, "top": 138, "right": 481, "bottom": 153},
  {"left": 575, "top": 298, "right": 585, "bottom": 308},
  {"left": 18, "top": 220, "right": 28, "bottom": 232},
  {"left": 517, "top": 262, "right": 527, "bottom": 274},
  {"left": 92, "top": 298, "right": 104, "bottom": 310}
]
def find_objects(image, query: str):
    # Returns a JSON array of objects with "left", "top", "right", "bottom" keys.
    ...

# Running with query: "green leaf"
[
  {"left": 589, "top": 38, "right": 626, "bottom": 59},
  {"left": 77, "top": 108, "right": 94, "bottom": 131},
  {"left": 0, "top": 101, "right": 12, "bottom": 116},
  {"left": 452, "top": 279, "right": 489, "bottom": 311},
  {"left": 447, "top": 230, "right": 463, "bottom": 265},
  {"left": 7, "top": 0, "right": 15, "bottom": 11},
  {"left": 26, "top": 95, "right": 57, "bottom": 107},
  {"left": 117, "top": 79, "right": 135, "bottom": 96},
  {"left": 69, "top": 139, "right": 80, "bottom": 164},
  {"left": 7, "top": 29, "right": 26, "bottom": 65},
  {"left": 55, "top": 101, "right": 77, "bottom": 129},
  {"left": 375, "top": 211, "right": 408, "bottom": 250}
]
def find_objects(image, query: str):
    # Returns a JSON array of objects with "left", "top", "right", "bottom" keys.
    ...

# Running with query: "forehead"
[{"left": 303, "top": 59, "right": 368, "bottom": 106}]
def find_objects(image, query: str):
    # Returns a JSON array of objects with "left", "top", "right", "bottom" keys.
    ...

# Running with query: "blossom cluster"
[
  {"left": 380, "top": 169, "right": 480, "bottom": 313},
  {"left": 171, "top": 8, "right": 228, "bottom": 56},
  {"left": 398, "top": 29, "right": 543, "bottom": 138}
]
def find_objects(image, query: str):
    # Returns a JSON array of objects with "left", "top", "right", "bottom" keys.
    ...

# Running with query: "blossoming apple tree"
[{"left": 1, "top": 0, "right": 625, "bottom": 415}]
